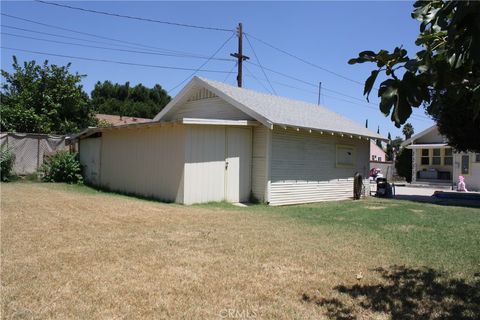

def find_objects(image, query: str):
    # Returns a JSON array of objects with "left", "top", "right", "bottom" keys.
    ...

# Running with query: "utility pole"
[
  {"left": 317, "top": 82, "right": 322, "bottom": 105},
  {"left": 230, "top": 23, "right": 249, "bottom": 87}
]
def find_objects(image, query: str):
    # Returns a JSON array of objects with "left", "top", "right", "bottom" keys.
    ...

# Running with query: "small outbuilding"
[{"left": 75, "top": 77, "right": 384, "bottom": 205}]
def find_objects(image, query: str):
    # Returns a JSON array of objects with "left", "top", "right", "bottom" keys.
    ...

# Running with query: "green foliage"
[
  {"left": 396, "top": 148, "right": 413, "bottom": 183},
  {"left": 0, "top": 146, "right": 16, "bottom": 182},
  {"left": 349, "top": 1, "right": 480, "bottom": 152},
  {"left": 1, "top": 56, "right": 95, "bottom": 134},
  {"left": 386, "top": 135, "right": 403, "bottom": 162},
  {"left": 402, "top": 123, "right": 414, "bottom": 140},
  {"left": 41, "top": 151, "right": 83, "bottom": 184},
  {"left": 91, "top": 81, "right": 171, "bottom": 119},
  {"left": 97, "top": 119, "right": 113, "bottom": 128}
]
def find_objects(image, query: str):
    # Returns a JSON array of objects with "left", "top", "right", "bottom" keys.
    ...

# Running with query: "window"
[
  {"left": 378, "top": 157, "right": 382, "bottom": 162},
  {"left": 432, "top": 148, "right": 441, "bottom": 165},
  {"left": 461, "top": 155, "right": 470, "bottom": 175},
  {"left": 475, "top": 153, "right": 480, "bottom": 163},
  {"left": 444, "top": 148, "right": 453, "bottom": 165},
  {"left": 336, "top": 145, "right": 355, "bottom": 167},
  {"left": 421, "top": 149, "right": 429, "bottom": 165}
]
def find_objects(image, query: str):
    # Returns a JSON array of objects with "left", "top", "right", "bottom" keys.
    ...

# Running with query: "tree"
[
  {"left": 402, "top": 123, "right": 415, "bottom": 140},
  {"left": 376, "top": 126, "right": 383, "bottom": 148},
  {"left": 396, "top": 148, "right": 413, "bottom": 182},
  {"left": 349, "top": 1, "right": 480, "bottom": 152},
  {"left": 386, "top": 132, "right": 394, "bottom": 161},
  {"left": 91, "top": 81, "right": 171, "bottom": 119},
  {"left": 391, "top": 136, "right": 404, "bottom": 151},
  {"left": 1, "top": 56, "right": 94, "bottom": 134}
]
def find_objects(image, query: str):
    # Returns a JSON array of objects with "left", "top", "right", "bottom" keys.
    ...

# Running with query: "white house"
[
  {"left": 401, "top": 125, "right": 480, "bottom": 191},
  {"left": 75, "top": 77, "right": 384, "bottom": 205}
]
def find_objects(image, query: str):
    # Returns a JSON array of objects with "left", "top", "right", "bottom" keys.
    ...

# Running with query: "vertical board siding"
[
  {"left": 251, "top": 126, "right": 268, "bottom": 202},
  {"left": 79, "top": 137, "right": 101, "bottom": 185},
  {"left": 166, "top": 97, "right": 253, "bottom": 121},
  {"left": 269, "top": 127, "right": 370, "bottom": 205},
  {"left": 187, "top": 87, "right": 217, "bottom": 102},
  {"left": 183, "top": 125, "right": 226, "bottom": 204},
  {"left": 99, "top": 125, "right": 186, "bottom": 203},
  {"left": 225, "top": 127, "right": 252, "bottom": 203}
]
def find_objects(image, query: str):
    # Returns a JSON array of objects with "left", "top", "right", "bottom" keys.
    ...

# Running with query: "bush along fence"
[{"left": 0, "top": 132, "right": 67, "bottom": 175}]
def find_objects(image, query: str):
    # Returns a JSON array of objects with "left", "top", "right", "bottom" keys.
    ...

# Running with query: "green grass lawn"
[{"left": 198, "top": 198, "right": 480, "bottom": 279}]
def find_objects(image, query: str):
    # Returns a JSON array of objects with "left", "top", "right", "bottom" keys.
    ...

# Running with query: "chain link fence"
[{"left": 0, "top": 132, "right": 68, "bottom": 175}]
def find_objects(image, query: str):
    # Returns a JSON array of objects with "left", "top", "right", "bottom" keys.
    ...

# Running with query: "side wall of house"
[
  {"left": 269, "top": 127, "right": 370, "bottom": 206},
  {"left": 79, "top": 136, "right": 102, "bottom": 185},
  {"left": 414, "top": 147, "right": 453, "bottom": 179},
  {"left": 453, "top": 152, "right": 480, "bottom": 191},
  {"left": 99, "top": 125, "right": 186, "bottom": 203},
  {"left": 183, "top": 125, "right": 226, "bottom": 204},
  {"left": 251, "top": 125, "right": 268, "bottom": 202}
]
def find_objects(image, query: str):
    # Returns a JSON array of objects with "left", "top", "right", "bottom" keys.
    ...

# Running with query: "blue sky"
[{"left": 1, "top": 1, "right": 434, "bottom": 137}]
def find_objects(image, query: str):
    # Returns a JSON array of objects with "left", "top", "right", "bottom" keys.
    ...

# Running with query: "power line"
[
  {"left": 244, "top": 34, "right": 276, "bottom": 95},
  {"left": 246, "top": 32, "right": 365, "bottom": 86},
  {"left": 1, "top": 13, "right": 201, "bottom": 56},
  {"left": 34, "top": 0, "right": 233, "bottom": 32},
  {"left": 244, "top": 71, "right": 431, "bottom": 122},
  {"left": 2, "top": 32, "right": 235, "bottom": 62},
  {"left": 1, "top": 46, "right": 236, "bottom": 74},
  {"left": 247, "top": 60, "right": 383, "bottom": 106},
  {"left": 167, "top": 33, "right": 235, "bottom": 93},
  {"left": 244, "top": 64, "right": 273, "bottom": 94},
  {"left": 1, "top": 24, "right": 194, "bottom": 55},
  {"left": 223, "top": 62, "right": 238, "bottom": 83}
]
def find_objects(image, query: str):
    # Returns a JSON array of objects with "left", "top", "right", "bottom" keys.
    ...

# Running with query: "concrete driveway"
[{"left": 392, "top": 185, "right": 480, "bottom": 207}]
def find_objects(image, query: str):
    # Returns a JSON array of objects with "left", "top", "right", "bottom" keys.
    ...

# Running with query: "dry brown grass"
[{"left": 0, "top": 183, "right": 457, "bottom": 319}]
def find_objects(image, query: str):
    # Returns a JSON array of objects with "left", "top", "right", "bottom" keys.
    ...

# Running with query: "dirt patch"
[
  {"left": 365, "top": 206, "right": 387, "bottom": 210},
  {"left": 409, "top": 209, "right": 425, "bottom": 213}
]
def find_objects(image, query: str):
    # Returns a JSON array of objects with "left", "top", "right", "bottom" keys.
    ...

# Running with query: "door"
[
  {"left": 461, "top": 155, "right": 470, "bottom": 175},
  {"left": 225, "top": 127, "right": 252, "bottom": 202}
]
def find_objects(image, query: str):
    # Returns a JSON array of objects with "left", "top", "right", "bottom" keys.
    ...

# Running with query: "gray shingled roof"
[{"left": 196, "top": 77, "right": 384, "bottom": 140}]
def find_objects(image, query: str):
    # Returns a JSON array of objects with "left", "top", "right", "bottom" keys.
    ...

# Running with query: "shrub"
[
  {"left": 41, "top": 151, "right": 83, "bottom": 184},
  {"left": 0, "top": 145, "right": 16, "bottom": 182}
]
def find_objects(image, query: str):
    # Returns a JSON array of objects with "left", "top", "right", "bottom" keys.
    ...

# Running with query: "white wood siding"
[
  {"left": 453, "top": 152, "right": 480, "bottom": 191},
  {"left": 99, "top": 125, "right": 186, "bottom": 203},
  {"left": 269, "top": 127, "right": 370, "bottom": 206},
  {"left": 165, "top": 97, "right": 253, "bottom": 121},
  {"left": 225, "top": 127, "right": 252, "bottom": 203},
  {"left": 183, "top": 125, "right": 226, "bottom": 204},
  {"left": 183, "top": 125, "right": 253, "bottom": 204},
  {"left": 251, "top": 126, "right": 268, "bottom": 202},
  {"left": 79, "top": 137, "right": 101, "bottom": 185}
]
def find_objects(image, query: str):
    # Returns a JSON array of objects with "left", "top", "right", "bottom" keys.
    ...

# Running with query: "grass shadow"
[
  {"left": 303, "top": 265, "right": 480, "bottom": 320},
  {"left": 393, "top": 194, "right": 480, "bottom": 209}
]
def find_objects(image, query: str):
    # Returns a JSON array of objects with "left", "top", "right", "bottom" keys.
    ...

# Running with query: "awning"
[{"left": 406, "top": 143, "right": 451, "bottom": 149}]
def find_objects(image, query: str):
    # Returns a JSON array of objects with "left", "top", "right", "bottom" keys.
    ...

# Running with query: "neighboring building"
[
  {"left": 370, "top": 140, "right": 387, "bottom": 162},
  {"left": 369, "top": 140, "right": 394, "bottom": 180},
  {"left": 95, "top": 114, "right": 151, "bottom": 126},
  {"left": 401, "top": 125, "right": 480, "bottom": 191},
  {"left": 74, "top": 77, "right": 384, "bottom": 205}
]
